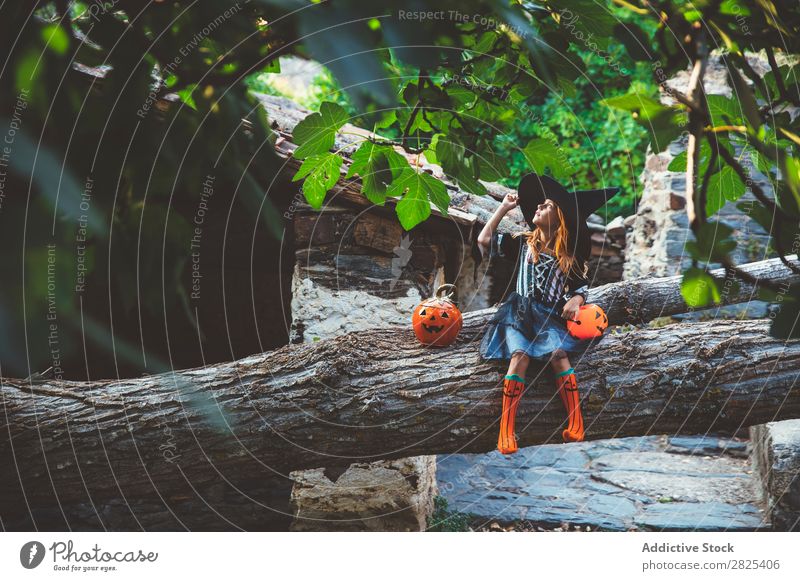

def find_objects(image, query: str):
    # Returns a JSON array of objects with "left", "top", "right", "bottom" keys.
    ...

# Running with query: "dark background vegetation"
[{"left": 1, "top": 0, "right": 798, "bottom": 383}]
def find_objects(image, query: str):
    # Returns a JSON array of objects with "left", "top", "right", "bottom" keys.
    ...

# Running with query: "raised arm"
[{"left": 477, "top": 193, "right": 519, "bottom": 257}]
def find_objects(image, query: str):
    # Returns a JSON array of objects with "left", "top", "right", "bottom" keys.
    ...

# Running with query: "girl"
[{"left": 476, "top": 173, "right": 619, "bottom": 454}]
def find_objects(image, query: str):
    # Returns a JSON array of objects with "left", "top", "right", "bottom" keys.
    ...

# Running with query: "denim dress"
[{"left": 479, "top": 232, "right": 602, "bottom": 362}]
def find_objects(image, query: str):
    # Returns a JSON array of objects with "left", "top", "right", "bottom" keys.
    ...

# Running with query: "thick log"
[
  {"left": 594, "top": 254, "right": 799, "bottom": 325},
  {"left": 2, "top": 316, "right": 799, "bottom": 520},
  {"left": 1, "top": 257, "right": 797, "bottom": 527}
]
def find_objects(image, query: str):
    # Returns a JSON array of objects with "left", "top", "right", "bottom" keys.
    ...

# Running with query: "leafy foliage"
[
  {"left": 427, "top": 496, "right": 471, "bottom": 532},
  {"left": 390, "top": 166, "right": 450, "bottom": 230},
  {"left": 345, "top": 142, "right": 394, "bottom": 203},
  {"left": 292, "top": 101, "right": 350, "bottom": 159},
  {"left": 292, "top": 153, "right": 344, "bottom": 208}
]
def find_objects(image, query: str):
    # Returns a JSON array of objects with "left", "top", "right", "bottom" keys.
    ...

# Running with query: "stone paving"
[{"left": 437, "top": 435, "right": 769, "bottom": 531}]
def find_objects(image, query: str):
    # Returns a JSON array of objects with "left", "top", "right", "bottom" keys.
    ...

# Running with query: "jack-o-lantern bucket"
[
  {"left": 566, "top": 304, "right": 608, "bottom": 340},
  {"left": 412, "top": 284, "right": 463, "bottom": 347}
]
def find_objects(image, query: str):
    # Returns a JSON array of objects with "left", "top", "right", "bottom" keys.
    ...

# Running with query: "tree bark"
[
  {"left": 1, "top": 317, "right": 798, "bottom": 524},
  {"left": 595, "top": 254, "right": 798, "bottom": 325},
  {"left": 2, "top": 257, "right": 798, "bottom": 528}
]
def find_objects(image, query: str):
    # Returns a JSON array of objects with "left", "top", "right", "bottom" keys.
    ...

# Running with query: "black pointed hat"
[{"left": 517, "top": 173, "right": 620, "bottom": 263}]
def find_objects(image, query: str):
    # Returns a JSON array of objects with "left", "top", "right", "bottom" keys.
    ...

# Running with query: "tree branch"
[{"left": 684, "top": 33, "right": 709, "bottom": 231}]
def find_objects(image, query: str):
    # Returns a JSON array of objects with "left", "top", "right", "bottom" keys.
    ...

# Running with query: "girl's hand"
[
  {"left": 561, "top": 295, "right": 585, "bottom": 321},
  {"left": 500, "top": 193, "right": 518, "bottom": 212}
]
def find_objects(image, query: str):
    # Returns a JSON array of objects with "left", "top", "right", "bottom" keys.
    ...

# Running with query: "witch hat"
[{"left": 517, "top": 173, "right": 620, "bottom": 263}]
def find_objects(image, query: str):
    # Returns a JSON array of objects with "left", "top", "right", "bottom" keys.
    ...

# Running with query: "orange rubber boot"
[
  {"left": 556, "top": 368, "right": 585, "bottom": 442},
  {"left": 497, "top": 374, "right": 525, "bottom": 454}
]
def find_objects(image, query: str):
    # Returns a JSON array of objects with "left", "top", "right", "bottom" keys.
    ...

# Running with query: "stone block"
[
  {"left": 669, "top": 192, "right": 686, "bottom": 210},
  {"left": 438, "top": 436, "right": 765, "bottom": 532},
  {"left": 750, "top": 420, "right": 800, "bottom": 531},
  {"left": 645, "top": 153, "right": 670, "bottom": 172},
  {"left": 606, "top": 215, "right": 626, "bottom": 237},
  {"left": 290, "top": 456, "right": 438, "bottom": 531},
  {"left": 635, "top": 502, "right": 767, "bottom": 532}
]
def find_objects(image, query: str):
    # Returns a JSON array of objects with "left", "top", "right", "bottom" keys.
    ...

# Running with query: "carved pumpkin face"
[
  {"left": 566, "top": 304, "right": 608, "bottom": 340},
  {"left": 412, "top": 296, "right": 463, "bottom": 347}
]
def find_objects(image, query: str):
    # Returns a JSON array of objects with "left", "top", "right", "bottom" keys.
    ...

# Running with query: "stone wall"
[
  {"left": 624, "top": 137, "right": 775, "bottom": 283},
  {"left": 623, "top": 54, "right": 777, "bottom": 320}
]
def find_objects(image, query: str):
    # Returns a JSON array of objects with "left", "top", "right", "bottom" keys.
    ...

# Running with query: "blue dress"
[{"left": 479, "top": 231, "right": 602, "bottom": 362}]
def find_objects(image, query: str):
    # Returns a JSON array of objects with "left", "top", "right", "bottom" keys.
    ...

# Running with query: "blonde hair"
[{"left": 511, "top": 202, "right": 587, "bottom": 279}]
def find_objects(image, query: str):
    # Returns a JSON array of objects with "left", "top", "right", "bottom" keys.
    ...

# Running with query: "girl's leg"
[
  {"left": 508, "top": 351, "right": 530, "bottom": 378},
  {"left": 497, "top": 352, "right": 529, "bottom": 454},
  {"left": 550, "top": 350, "right": 585, "bottom": 442}
]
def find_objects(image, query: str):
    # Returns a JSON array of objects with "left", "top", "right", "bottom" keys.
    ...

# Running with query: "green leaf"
[
  {"left": 602, "top": 92, "right": 685, "bottom": 152},
  {"left": 292, "top": 153, "right": 343, "bottom": 208},
  {"left": 473, "top": 31, "right": 498, "bottom": 54},
  {"left": 614, "top": 23, "right": 651, "bottom": 61},
  {"left": 15, "top": 49, "right": 41, "bottom": 94},
  {"left": 705, "top": 181, "right": 727, "bottom": 217},
  {"left": 436, "top": 137, "right": 487, "bottom": 195},
  {"left": 642, "top": 110, "right": 686, "bottom": 152},
  {"left": 749, "top": 148, "right": 775, "bottom": 175},
  {"left": 445, "top": 85, "right": 477, "bottom": 108},
  {"left": 177, "top": 84, "right": 198, "bottom": 111},
  {"left": 423, "top": 144, "right": 438, "bottom": 166},
  {"left": 720, "top": 0, "right": 750, "bottom": 16},
  {"left": 779, "top": 156, "right": 800, "bottom": 216},
  {"left": 375, "top": 110, "right": 397, "bottom": 129},
  {"left": 41, "top": 23, "right": 69, "bottom": 55},
  {"left": 726, "top": 63, "right": 761, "bottom": 130},
  {"left": 685, "top": 222, "right": 737, "bottom": 262},
  {"left": 706, "top": 165, "right": 746, "bottom": 215},
  {"left": 292, "top": 102, "right": 349, "bottom": 159},
  {"left": 523, "top": 138, "right": 574, "bottom": 180},
  {"left": 384, "top": 148, "right": 411, "bottom": 179},
  {"left": 476, "top": 147, "right": 507, "bottom": 182},
  {"left": 557, "top": 0, "right": 616, "bottom": 50},
  {"left": 668, "top": 151, "right": 688, "bottom": 172},
  {"left": 346, "top": 142, "right": 392, "bottom": 205},
  {"left": 764, "top": 65, "right": 796, "bottom": 101},
  {"left": 681, "top": 267, "right": 721, "bottom": 308},
  {"left": 261, "top": 59, "right": 280, "bottom": 74},
  {"left": 683, "top": 9, "right": 703, "bottom": 22},
  {"left": 669, "top": 140, "right": 735, "bottom": 177},
  {"left": 454, "top": 166, "right": 487, "bottom": 196},
  {"left": 388, "top": 168, "right": 449, "bottom": 230},
  {"left": 707, "top": 95, "right": 743, "bottom": 126},
  {"left": 601, "top": 92, "right": 665, "bottom": 120}
]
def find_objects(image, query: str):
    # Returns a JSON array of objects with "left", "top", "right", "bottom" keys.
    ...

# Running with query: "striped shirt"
[{"left": 490, "top": 232, "right": 589, "bottom": 308}]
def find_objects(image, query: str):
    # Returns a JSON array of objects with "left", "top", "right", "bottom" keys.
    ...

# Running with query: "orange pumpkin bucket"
[
  {"left": 566, "top": 303, "right": 608, "bottom": 340},
  {"left": 412, "top": 284, "right": 463, "bottom": 347}
]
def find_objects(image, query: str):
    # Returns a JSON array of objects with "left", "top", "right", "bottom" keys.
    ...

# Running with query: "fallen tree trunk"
[
  {"left": 592, "top": 254, "right": 799, "bottom": 325},
  {"left": 2, "top": 311, "right": 799, "bottom": 526},
  {"left": 2, "top": 257, "right": 798, "bottom": 528}
]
